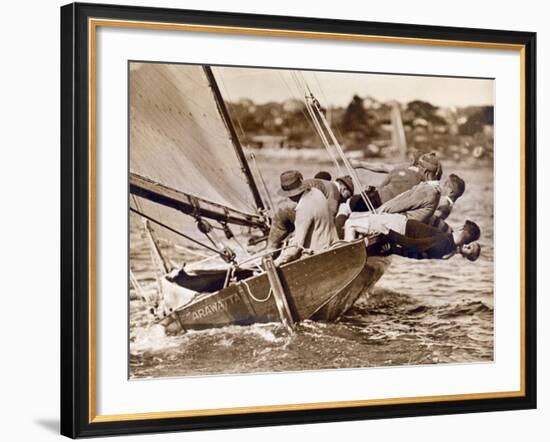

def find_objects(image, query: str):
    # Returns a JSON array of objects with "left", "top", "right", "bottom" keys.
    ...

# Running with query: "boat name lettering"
[{"left": 192, "top": 292, "right": 241, "bottom": 321}]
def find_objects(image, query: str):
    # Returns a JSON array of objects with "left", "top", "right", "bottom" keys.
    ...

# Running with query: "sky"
[{"left": 213, "top": 66, "right": 494, "bottom": 109}]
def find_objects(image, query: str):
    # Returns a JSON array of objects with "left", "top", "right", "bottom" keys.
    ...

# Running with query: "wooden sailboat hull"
[
  {"left": 312, "top": 256, "right": 391, "bottom": 322},
  {"left": 162, "top": 241, "right": 385, "bottom": 332}
]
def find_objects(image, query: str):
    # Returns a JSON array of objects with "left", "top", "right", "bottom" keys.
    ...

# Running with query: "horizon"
[{"left": 213, "top": 66, "right": 494, "bottom": 109}]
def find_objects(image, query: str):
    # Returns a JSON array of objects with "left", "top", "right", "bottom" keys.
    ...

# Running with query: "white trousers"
[{"left": 344, "top": 213, "right": 407, "bottom": 241}]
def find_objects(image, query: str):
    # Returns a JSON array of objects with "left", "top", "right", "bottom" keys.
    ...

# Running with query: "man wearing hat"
[
  {"left": 272, "top": 171, "right": 339, "bottom": 266},
  {"left": 267, "top": 173, "right": 353, "bottom": 252},
  {"left": 314, "top": 171, "right": 332, "bottom": 181}
]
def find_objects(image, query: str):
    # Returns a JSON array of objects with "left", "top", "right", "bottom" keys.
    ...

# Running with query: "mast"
[{"left": 203, "top": 66, "right": 265, "bottom": 212}]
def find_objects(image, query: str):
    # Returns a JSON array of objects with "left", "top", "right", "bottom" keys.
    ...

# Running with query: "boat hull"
[
  {"left": 162, "top": 241, "right": 385, "bottom": 333},
  {"left": 311, "top": 256, "right": 391, "bottom": 322}
]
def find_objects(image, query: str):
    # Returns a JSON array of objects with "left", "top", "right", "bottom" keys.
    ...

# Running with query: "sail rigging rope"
[
  {"left": 291, "top": 71, "right": 378, "bottom": 214},
  {"left": 304, "top": 97, "right": 343, "bottom": 174},
  {"left": 130, "top": 270, "right": 149, "bottom": 302},
  {"left": 312, "top": 73, "right": 349, "bottom": 154},
  {"left": 249, "top": 152, "right": 275, "bottom": 213},
  {"left": 309, "top": 97, "right": 377, "bottom": 213},
  {"left": 130, "top": 207, "right": 226, "bottom": 257},
  {"left": 287, "top": 71, "right": 343, "bottom": 174},
  {"left": 277, "top": 71, "right": 340, "bottom": 160}
]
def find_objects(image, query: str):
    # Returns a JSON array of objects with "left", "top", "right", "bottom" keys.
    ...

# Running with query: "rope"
[
  {"left": 241, "top": 280, "right": 273, "bottom": 303},
  {"left": 278, "top": 70, "right": 344, "bottom": 176},
  {"left": 291, "top": 72, "right": 343, "bottom": 175},
  {"left": 278, "top": 71, "right": 325, "bottom": 139},
  {"left": 236, "top": 245, "right": 288, "bottom": 266},
  {"left": 249, "top": 152, "right": 275, "bottom": 212},
  {"left": 173, "top": 244, "right": 211, "bottom": 258},
  {"left": 129, "top": 270, "right": 149, "bottom": 302},
  {"left": 304, "top": 97, "right": 343, "bottom": 174},
  {"left": 130, "top": 207, "right": 226, "bottom": 257},
  {"left": 184, "top": 253, "right": 223, "bottom": 267},
  {"left": 309, "top": 96, "right": 378, "bottom": 214},
  {"left": 291, "top": 72, "right": 376, "bottom": 213}
]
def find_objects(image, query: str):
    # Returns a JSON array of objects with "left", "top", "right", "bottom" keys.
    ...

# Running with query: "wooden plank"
[
  {"left": 277, "top": 241, "right": 367, "bottom": 320},
  {"left": 263, "top": 256, "right": 295, "bottom": 333},
  {"left": 312, "top": 256, "right": 391, "bottom": 321}
]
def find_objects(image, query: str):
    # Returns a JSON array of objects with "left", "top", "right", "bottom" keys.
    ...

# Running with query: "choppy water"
[{"left": 129, "top": 158, "right": 493, "bottom": 379}]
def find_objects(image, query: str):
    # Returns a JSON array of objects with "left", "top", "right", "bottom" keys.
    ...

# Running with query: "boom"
[{"left": 130, "top": 172, "right": 268, "bottom": 230}]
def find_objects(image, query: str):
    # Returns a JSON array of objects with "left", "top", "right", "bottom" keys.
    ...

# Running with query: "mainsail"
[{"left": 130, "top": 63, "right": 267, "bottom": 251}]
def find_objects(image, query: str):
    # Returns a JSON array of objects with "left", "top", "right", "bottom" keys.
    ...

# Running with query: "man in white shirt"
[
  {"left": 267, "top": 173, "right": 352, "bottom": 250},
  {"left": 274, "top": 170, "right": 339, "bottom": 266}
]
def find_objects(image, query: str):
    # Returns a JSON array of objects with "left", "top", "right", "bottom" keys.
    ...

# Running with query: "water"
[{"left": 129, "top": 157, "right": 493, "bottom": 379}]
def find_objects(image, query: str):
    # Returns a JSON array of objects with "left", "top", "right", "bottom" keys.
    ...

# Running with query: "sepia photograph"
[{"left": 128, "top": 61, "right": 494, "bottom": 379}]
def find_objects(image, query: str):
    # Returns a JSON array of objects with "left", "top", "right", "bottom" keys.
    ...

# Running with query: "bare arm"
[
  {"left": 274, "top": 201, "right": 312, "bottom": 265},
  {"left": 434, "top": 199, "right": 452, "bottom": 221},
  {"left": 267, "top": 205, "right": 296, "bottom": 249},
  {"left": 349, "top": 159, "right": 392, "bottom": 173}
]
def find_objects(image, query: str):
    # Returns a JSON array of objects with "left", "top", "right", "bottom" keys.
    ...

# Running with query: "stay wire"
[
  {"left": 290, "top": 72, "right": 343, "bottom": 174},
  {"left": 130, "top": 207, "right": 224, "bottom": 257}
]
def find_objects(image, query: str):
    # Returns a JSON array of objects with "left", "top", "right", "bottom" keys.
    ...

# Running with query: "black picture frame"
[{"left": 61, "top": 2, "right": 537, "bottom": 438}]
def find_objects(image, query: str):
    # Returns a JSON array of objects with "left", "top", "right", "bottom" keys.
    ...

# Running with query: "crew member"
[
  {"left": 378, "top": 173, "right": 466, "bottom": 224},
  {"left": 344, "top": 212, "right": 481, "bottom": 260},
  {"left": 273, "top": 171, "right": 339, "bottom": 266},
  {"left": 335, "top": 152, "right": 442, "bottom": 234},
  {"left": 267, "top": 173, "right": 353, "bottom": 251},
  {"left": 314, "top": 171, "right": 332, "bottom": 181},
  {"left": 349, "top": 151, "right": 443, "bottom": 209},
  {"left": 428, "top": 173, "right": 466, "bottom": 233}
]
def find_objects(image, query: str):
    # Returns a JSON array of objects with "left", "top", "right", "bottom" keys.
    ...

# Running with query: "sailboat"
[
  {"left": 129, "top": 62, "right": 389, "bottom": 334},
  {"left": 390, "top": 102, "right": 408, "bottom": 161}
]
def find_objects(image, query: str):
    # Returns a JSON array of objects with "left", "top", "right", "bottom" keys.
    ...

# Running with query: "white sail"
[
  {"left": 390, "top": 102, "right": 408, "bottom": 160},
  {"left": 129, "top": 62, "right": 265, "bottom": 250}
]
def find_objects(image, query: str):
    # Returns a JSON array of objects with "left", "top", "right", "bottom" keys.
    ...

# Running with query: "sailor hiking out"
[
  {"left": 344, "top": 212, "right": 481, "bottom": 261},
  {"left": 334, "top": 152, "right": 442, "bottom": 235}
]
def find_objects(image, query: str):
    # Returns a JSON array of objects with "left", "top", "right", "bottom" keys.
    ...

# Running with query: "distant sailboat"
[
  {"left": 390, "top": 102, "right": 408, "bottom": 161},
  {"left": 129, "top": 63, "right": 388, "bottom": 334}
]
